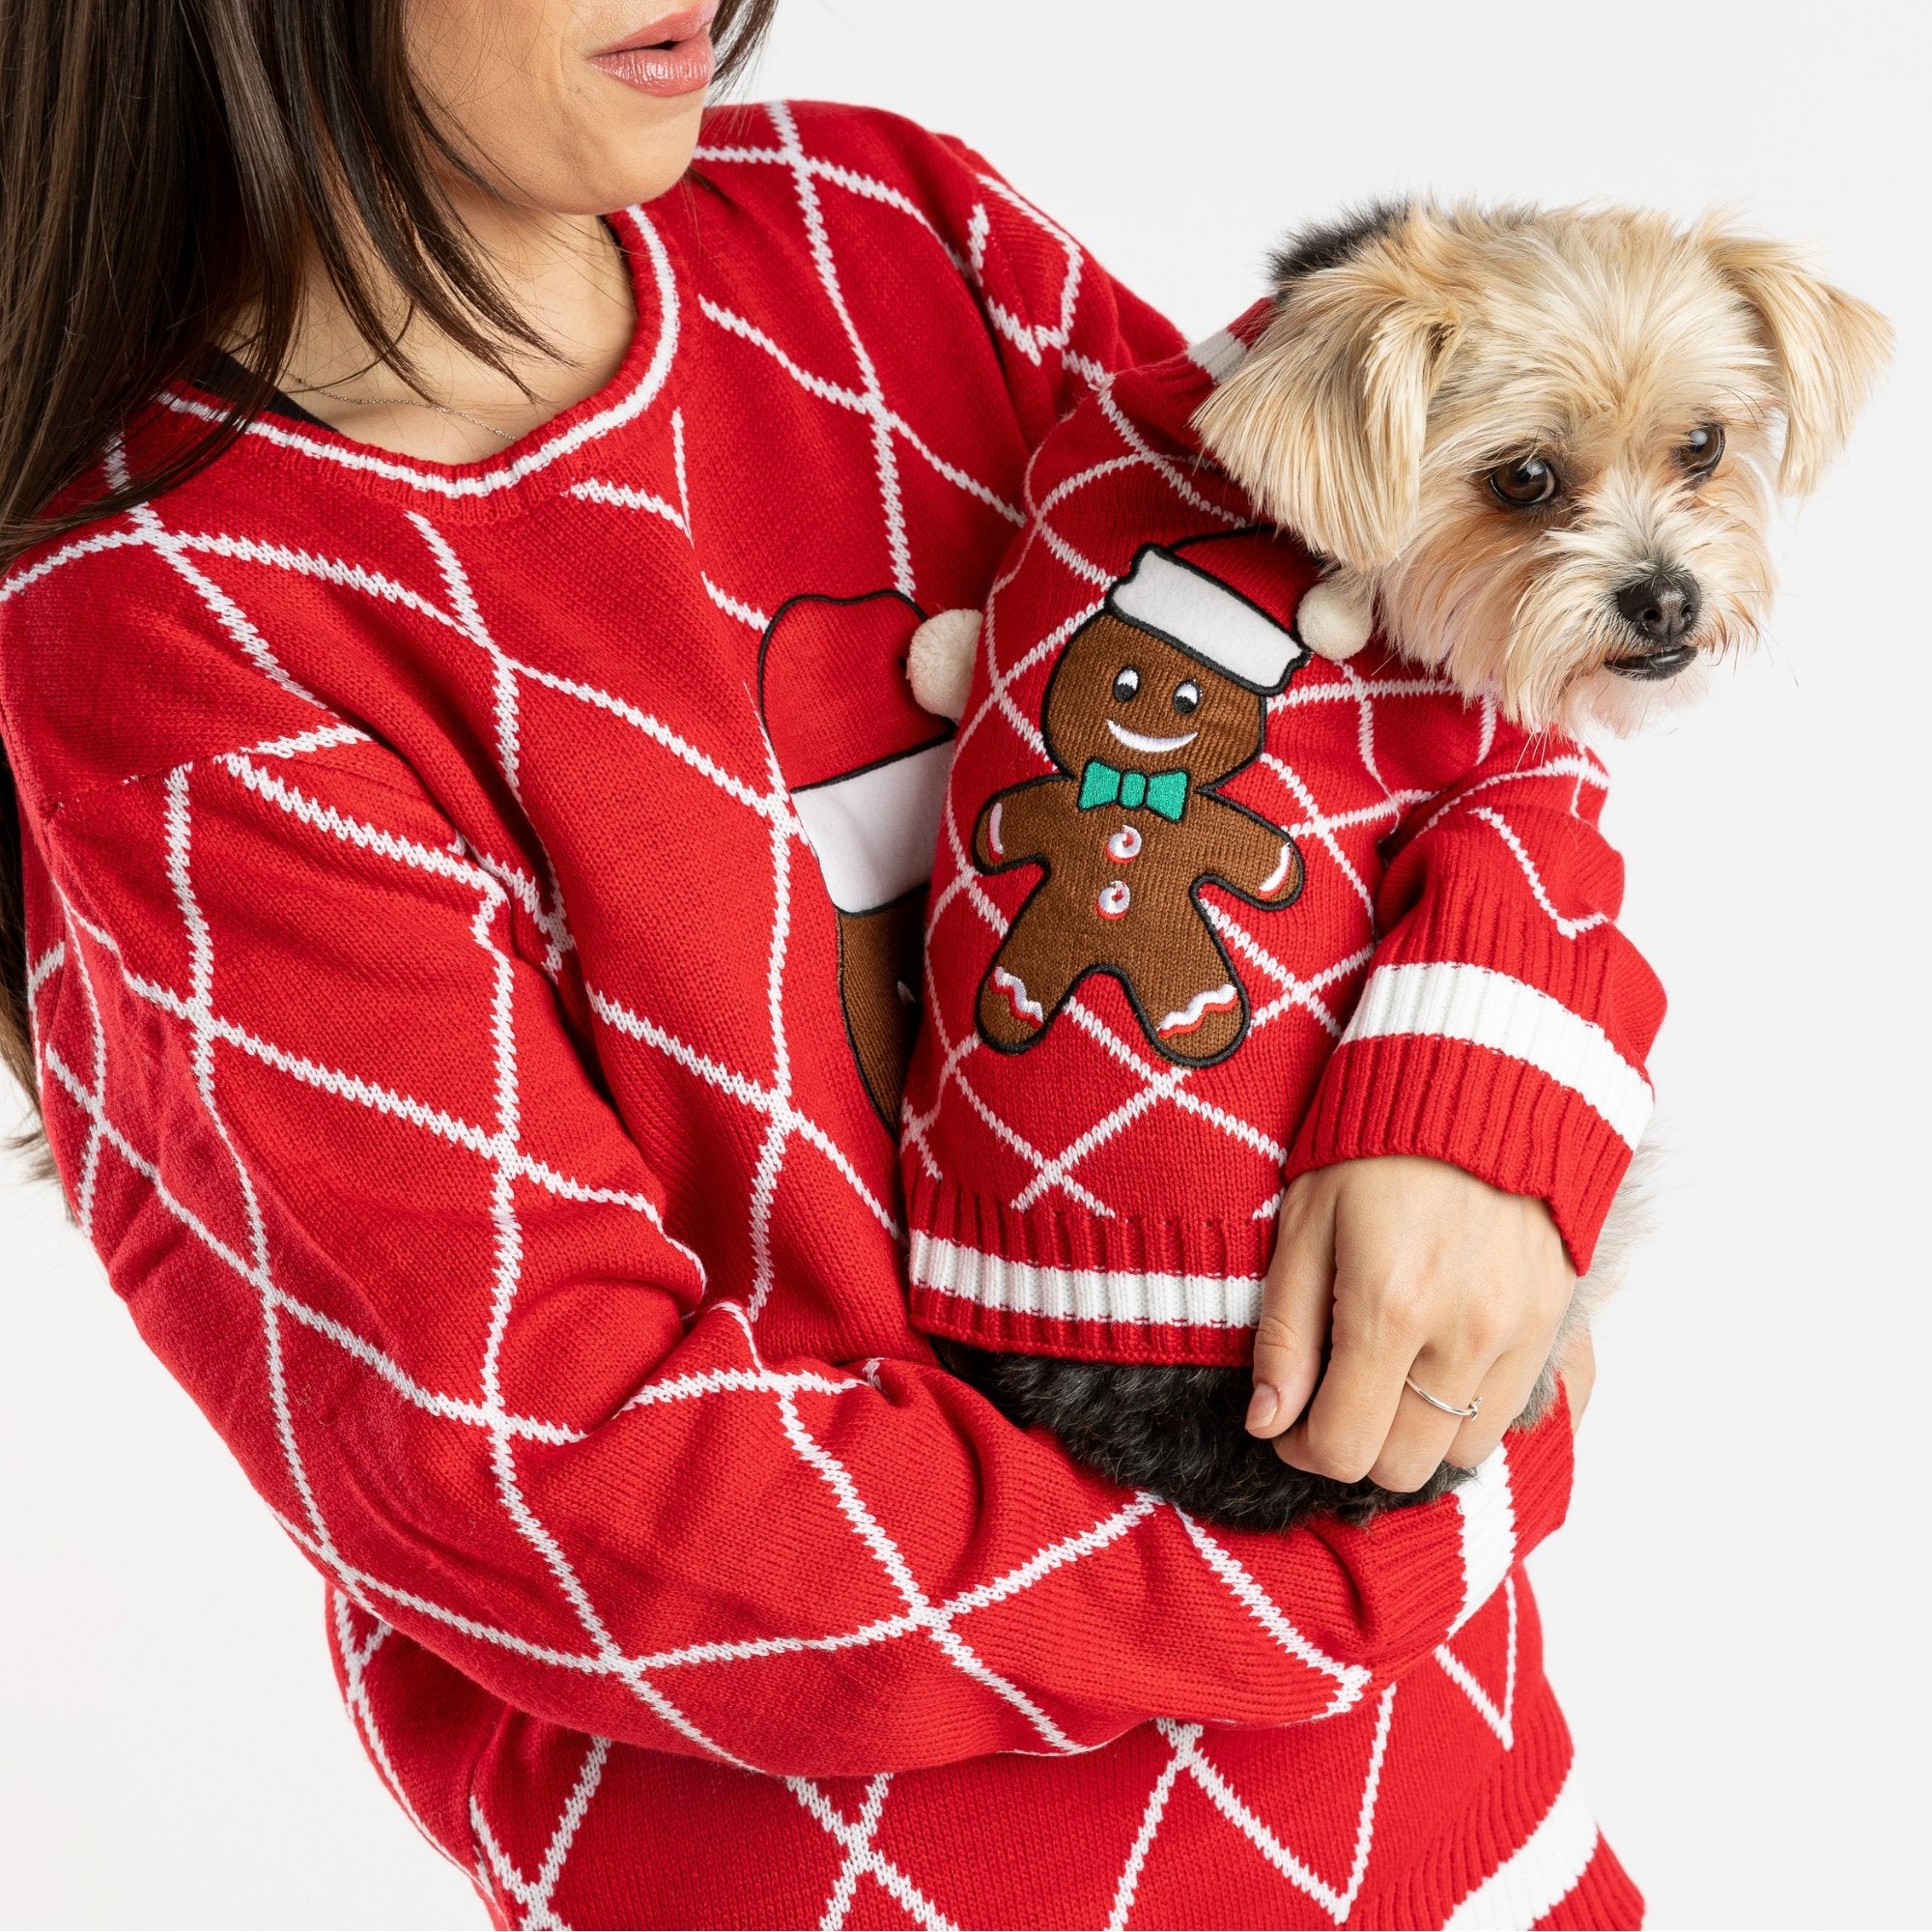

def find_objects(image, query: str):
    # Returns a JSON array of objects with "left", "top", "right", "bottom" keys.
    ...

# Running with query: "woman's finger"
[
  {"left": 1270, "top": 1307, "right": 1414, "bottom": 1484},
  {"left": 1366, "top": 1344, "right": 1494, "bottom": 1492},
  {"left": 1245, "top": 1191, "right": 1335, "bottom": 1439},
  {"left": 1439, "top": 1335, "right": 1551, "bottom": 1468}
]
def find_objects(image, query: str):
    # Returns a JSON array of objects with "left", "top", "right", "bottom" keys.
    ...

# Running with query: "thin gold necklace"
[{"left": 287, "top": 383, "right": 526, "bottom": 445}]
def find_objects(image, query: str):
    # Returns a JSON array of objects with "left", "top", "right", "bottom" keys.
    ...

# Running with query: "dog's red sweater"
[
  {"left": 904, "top": 322, "right": 1667, "bottom": 1368},
  {"left": 3, "top": 102, "right": 1644, "bottom": 1930}
]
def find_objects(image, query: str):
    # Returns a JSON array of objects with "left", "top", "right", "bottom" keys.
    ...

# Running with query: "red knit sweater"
[
  {"left": 904, "top": 317, "right": 1665, "bottom": 1368},
  {"left": 3, "top": 102, "right": 1642, "bottom": 1930}
]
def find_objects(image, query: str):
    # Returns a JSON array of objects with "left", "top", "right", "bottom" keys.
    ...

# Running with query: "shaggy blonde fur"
[{"left": 1194, "top": 203, "right": 1892, "bottom": 735}]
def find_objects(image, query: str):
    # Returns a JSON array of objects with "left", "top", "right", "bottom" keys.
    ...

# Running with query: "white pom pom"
[
  {"left": 907, "top": 608, "right": 982, "bottom": 722},
  {"left": 1295, "top": 580, "right": 1374, "bottom": 662}
]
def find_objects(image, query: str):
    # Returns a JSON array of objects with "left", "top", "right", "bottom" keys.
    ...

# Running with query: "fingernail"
[{"left": 1245, "top": 1383, "right": 1280, "bottom": 1434}]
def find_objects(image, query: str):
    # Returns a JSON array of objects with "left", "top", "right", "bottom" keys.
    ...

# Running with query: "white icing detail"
[
  {"left": 1260, "top": 842, "right": 1295, "bottom": 895},
  {"left": 1096, "top": 880, "right": 1131, "bottom": 920},
  {"left": 1157, "top": 983, "right": 1239, "bottom": 1037},
  {"left": 909, "top": 1233, "right": 1265, "bottom": 1330},
  {"left": 990, "top": 967, "right": 1044, "bottom": 1025},
  {"left": 1108, "top": 547, "right": 1302, "bottom": 691},
  {"left": 1107, "top": 720, "right": 1197, "bottom": 754},
  {"left": 1444, "top": 1766, "right": 1600, "bottom": 1929},
  {"left": 790, "top": 739, "right": 953, "bottom": 915},
  {"left": 987, "top": 799, "right": 1005, "bottom": 859},
  {"left": 1344, "top": 962, "right": 1652, "bottom": 1149},
  {"left": 1106, "top": 824, "right": 1143, "bottom": 864}
]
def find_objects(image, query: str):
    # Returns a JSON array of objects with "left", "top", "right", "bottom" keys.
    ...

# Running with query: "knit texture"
[
  {"left": 902, "top": 333, "right": 1666, "bottom": 1368},
  {"left": 3, "top": 102, "right": 1639, "bottom": 1929}
]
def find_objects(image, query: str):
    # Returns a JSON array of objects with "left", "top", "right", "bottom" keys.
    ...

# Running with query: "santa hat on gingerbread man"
[
  {"left": 759, "top": 590, "right": 955, "bottom": 918},
  {"left": 907, "top": 527, "right": 1372, "bottom": 724},
  {"left": 760, "top": 589, "right": 958, "bottom": 1124},
  {"left": 1105, "top": 527, "right": 1322, "bottom": 693}
]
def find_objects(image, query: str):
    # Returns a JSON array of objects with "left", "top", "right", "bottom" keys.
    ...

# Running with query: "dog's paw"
[{"left": 907, "top": 608, "right": 981, "bottom": 722}]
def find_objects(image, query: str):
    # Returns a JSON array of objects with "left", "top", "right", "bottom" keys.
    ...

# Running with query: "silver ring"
[{"left": 1405, "top": 1375, "right": 1482, "bottom": 1421}]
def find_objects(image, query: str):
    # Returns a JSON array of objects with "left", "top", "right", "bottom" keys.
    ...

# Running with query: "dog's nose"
[{"left": 1615, "top": 571, "right": 1700, "bottom": 645}]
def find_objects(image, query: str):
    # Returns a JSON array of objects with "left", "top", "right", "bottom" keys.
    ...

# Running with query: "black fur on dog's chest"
[{"left": 935, "top": 1343, "right": 1471, "bottom": 1530}]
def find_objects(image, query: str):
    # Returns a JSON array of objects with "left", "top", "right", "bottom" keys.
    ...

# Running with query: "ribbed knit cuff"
[
  {"left": 1291, "top": 1028, "right": 1634, "bottom": 1273},
  {"left": 1299, "top": 869, "right": 1659, "bottom": 1275},
  {"left": 904, "top": 1175, "right": 1268, "bottom": 1368}
]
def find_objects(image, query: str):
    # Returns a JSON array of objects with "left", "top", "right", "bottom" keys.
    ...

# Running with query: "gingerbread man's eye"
[
  {"left": 1172, "top": 679, "right": 1201, "bottom": 716},
  {"left": 1113, "top": 667, "right": 1142, "bottom": 702}
]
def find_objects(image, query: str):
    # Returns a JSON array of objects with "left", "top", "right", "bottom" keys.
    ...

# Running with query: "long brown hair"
[{"left": 0, "top": 0, "right": 781, "bottom": 1133}]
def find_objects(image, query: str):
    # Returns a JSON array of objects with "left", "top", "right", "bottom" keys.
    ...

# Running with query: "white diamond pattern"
[{"left": 6, "top": 105, "right": 1587, "bottom": 1929}]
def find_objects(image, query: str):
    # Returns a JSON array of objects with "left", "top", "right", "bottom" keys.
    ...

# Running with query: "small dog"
[{"left": 909, "top": 200, "right": 1889, "bottom": 1528}]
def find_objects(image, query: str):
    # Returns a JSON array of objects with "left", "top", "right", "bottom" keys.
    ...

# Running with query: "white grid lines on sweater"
[
  {"left": 1171, "top": 1511, "right": 1370, "bottom": 1715},
  {"left": 692, "top": 142, "right": 969, "bottom": 275},
  {"left": 470, "top": 1735, "right": 611, "bottom": 1931},
  {"left": 1105, "top": 1723, "right": 1199, "bottom": 1932},
  {"left": 329, "top": 1596, "right": 467, "bottom": 1872},
  {"left": 1469, "top": 807, "right": 1611, "bottom": 940},
  {"left": 1411, "top": 751, "right": 1610, "bottom": 842},
  {"left": 903, "top": 363, "right": 1497, "bottom": 1227},
  {"left": 1118, "top": 1690, "right": 1398, "bottom": 1929},
  {"left": 25, "top": 452, "right": 768, "bottom": 1761},
  {"left": 813, "top": 1773, "right": 894, "bottom": 1932},
  {"left": 168, "top": 666, "right": 751, "bottom": 1762},
  {"left": 768, "top": 100, "right": 916, "bottom": 599},
  {"left": 1435, "top": 1573, "right": 1520, "bottom": 1751},
  {"left": 1005, "top": 935, "right": 1379, "bottom": 1218},
  {"left": 30, "top": 461, "right": 1281, "bottom": 1817},
  {"left": 53, "top": 907, "right": 109, "bottom": 1239},
  {"left": 919, "top": 662, "right": 1500, "bottom": 1221},
  {"left": 40, "top": 890, "right": 1325, "bottom": 1765},
  {"left": 692, "top": 296, "right": 1026, "bottom": 530},
  {"left": 787, "top": 1776, "right": 961, "bottom": 1932},
  {"left": 13, "top": 106, "right": 1451, "bottom": 1910}
]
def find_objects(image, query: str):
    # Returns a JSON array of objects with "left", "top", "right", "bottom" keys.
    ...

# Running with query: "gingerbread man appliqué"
[{"left": 975, "top": 533, "right": 1312, "bottom": 1067}]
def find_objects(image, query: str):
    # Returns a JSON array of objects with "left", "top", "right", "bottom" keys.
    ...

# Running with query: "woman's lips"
[{"left": 589, "top": 2, "right": 718, "bottom": 97}]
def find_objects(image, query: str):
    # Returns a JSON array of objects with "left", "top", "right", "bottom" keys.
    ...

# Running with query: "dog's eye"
[
  {"left": 1172, "top": 679, "right": 1201, "bottom": 716},
  {"left": 1679, "top": 424, "right": 1726, "bottom": 476},
  {"left": 1113, "top": 667, "right": 1141, "bottom": 702},
  {"left": 1488, "top": 454, "right": 1562, "bottom": 508}
]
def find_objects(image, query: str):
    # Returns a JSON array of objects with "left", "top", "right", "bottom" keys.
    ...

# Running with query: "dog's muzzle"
[
  {"left": 1606, "top": 641, "right": 1698, "bottom": 680},
  {"left": 1607, "top": 570, "right": 1700, "bottom": 679}
]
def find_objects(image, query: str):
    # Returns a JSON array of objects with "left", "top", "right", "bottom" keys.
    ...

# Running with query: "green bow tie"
[{"left": 1078, "top": 759, "right": 1190, "bottom": 822}]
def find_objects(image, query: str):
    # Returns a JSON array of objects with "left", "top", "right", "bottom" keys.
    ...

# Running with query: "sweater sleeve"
[
  {"left": 923, "top": 123, "right": 1187, "bottom": 432},
  {"left": 1289, "top": 723, "right": 1667, "bottom": 1270},
  {"left": 24, "top": 730, "right": 1573, "bottom": 1778}
]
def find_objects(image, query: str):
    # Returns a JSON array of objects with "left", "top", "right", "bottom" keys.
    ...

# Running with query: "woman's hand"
[{"left": 1243, "top": 1155, "right": 1576, "bottom": 1489}]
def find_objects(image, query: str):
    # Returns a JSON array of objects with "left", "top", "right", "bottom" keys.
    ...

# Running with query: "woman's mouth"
[{"left": 589, "top": 2, "right": 719, "bottom": 98}]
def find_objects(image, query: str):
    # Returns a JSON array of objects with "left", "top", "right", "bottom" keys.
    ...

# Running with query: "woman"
[{"left": 0, "top": 1, "right": 1632, "bottom": 1925}]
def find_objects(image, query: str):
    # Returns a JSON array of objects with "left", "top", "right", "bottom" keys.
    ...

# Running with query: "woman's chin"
[{"left": 492, "top": 92, "right": 710, "bottom": 219}]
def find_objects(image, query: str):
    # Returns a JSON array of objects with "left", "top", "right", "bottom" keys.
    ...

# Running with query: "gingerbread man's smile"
[{"left": 1106, "top": 719, "right": 1198, "bottom": 754}]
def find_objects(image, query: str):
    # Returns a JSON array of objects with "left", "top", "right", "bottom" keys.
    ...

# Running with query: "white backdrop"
[{"left": 3, "top": 2, "right": 1925, "bottom": 1925}]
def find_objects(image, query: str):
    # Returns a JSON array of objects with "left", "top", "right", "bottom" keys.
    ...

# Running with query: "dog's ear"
[
  {"left": 1195, "top": 214, "right": 1461, "bottom": 571},
  {"left": 1701, "top": 226, "right": 1892, "bottom": 495}
]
